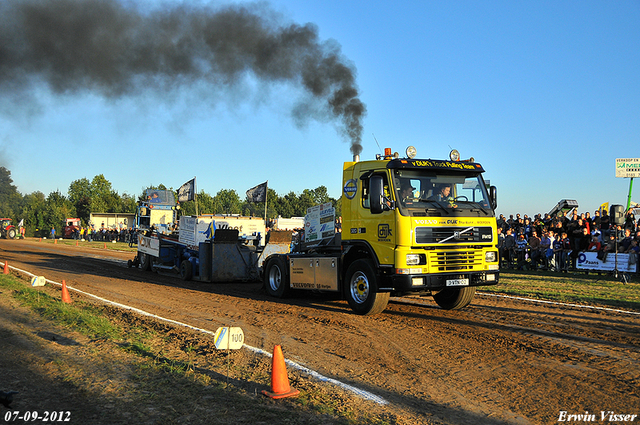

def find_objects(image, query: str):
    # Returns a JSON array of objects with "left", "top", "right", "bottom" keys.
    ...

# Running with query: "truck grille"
[
  {"left": 415, "top": 226, "right": 493, "bottom": 244},
  {"left": 428, "top": 250, "right": 483, "bottom": 271}
]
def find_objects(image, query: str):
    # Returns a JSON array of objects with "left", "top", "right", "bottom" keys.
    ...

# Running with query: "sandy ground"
[{"left": 0, "top": 238, "right": 638, "bottom": 424}]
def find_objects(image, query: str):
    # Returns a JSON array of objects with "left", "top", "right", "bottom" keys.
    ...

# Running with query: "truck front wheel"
[
  {"left": 264, "top": 257, "right": 289, "bottom": 298},
  {"left": 433, "top": 286, "right": 476, "bottom": 310},
  {"left": 344, "top": 259, "right": 389, "bottom": 315},
  {"left": 7, "top": 228, "right": 16, "bottom": 239}
]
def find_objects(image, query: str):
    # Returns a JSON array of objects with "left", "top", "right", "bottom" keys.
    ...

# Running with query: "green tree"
[
  {"left": 178, "top": 190, "right": 215, "bottom": 216},
  {"left": 44, "top": 190, "right": 74, "bottom": 237},
  {"left": 297, "top": 189, "right": 316, "bottom": 216},
  {"left": 119, "top": 193, "right": 137, "bottom": 214},
  {"left": 311, "top": 185, "right": 331, "bottom": 205},
  {"left": 68, "top": 178, "right": 91, "bottom": 205},
  {"left": 0, "top": 166, "right": 22, "bottom": 219},
  {"left": 214, "top": 189, "right": 241, "bottom": 214},
  {"left": 90, "top": 175, "right": 114, "bottom": 213},
  {"left": 68, "top": 178, "right": 92, "bottom": 223},
  {"left": 21, "top": 191, "right": 46, "bottom": 237},
  {"left": 278, "top": 191, "right": 299, "bottom": 218}
]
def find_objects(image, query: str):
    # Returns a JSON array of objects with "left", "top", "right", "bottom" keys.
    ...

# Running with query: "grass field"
[
  {"left": 483, "top": 270, "right": 640, "bottom": 312},
  {"left": 34, "top": 237, "right": 138, "bottom": 252}
]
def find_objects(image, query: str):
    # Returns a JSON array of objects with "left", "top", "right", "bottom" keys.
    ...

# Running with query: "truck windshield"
[
  {"left": 144, "top": 189, "right": 176, "bottom": 206},
  {"left": 392, "top": 170, "right": 492, "bottom": 216}
]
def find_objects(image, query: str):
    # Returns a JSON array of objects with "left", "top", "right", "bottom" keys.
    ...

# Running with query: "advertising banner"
[
  {"left": 576, "top": 251, "right": 636, "bottom": 273},
  {"left": 138, "top": 235, "right": 160, "bottom": 256},
  {"left": 179, "top": 215, "right": 266, "bottom": 248},
  {"left": 304, "top": 202, "right": 335, "bottom": 243},
  {"left": 615, "top": 158, "right": 640, "bottom": 178}
]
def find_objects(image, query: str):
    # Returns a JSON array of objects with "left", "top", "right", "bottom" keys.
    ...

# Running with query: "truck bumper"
[{"left": 382, "top": 270, "right": 499, "bottom": 292}]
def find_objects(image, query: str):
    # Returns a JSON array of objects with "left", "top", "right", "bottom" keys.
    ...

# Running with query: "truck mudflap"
[{"left": 383, "top": 271, "right": 499, "bottom": 292}]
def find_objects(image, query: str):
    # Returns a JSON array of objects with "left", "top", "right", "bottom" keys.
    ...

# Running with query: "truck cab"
[
  {"left": 63, "top": 218, "right": 81, "bottom": 238},
  {"left": 263, "top": 146, "right": 500, "bottom": 315},
  {"left": 340, "top": 147, "right": 499, "bottom": 313},
  {"left": 135, "top": 189, "right": 178, "bottom": 234}
]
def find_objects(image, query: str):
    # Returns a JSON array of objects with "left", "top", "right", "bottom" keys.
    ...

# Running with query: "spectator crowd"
[
  {"left": 497, "top": 208, "right": 640, "bottom": 273},
  {"left": 68, "top": 225, "right": 137, "bottom": 244}
]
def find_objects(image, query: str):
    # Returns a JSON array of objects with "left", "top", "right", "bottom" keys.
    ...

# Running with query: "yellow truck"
[{"left": 263, "top": 146, "right": 500, "bottom": 315}]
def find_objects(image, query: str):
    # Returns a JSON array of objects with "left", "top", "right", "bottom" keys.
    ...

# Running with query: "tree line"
[{"left": 0, "top": 166, "right": 340, "bottom": 237}]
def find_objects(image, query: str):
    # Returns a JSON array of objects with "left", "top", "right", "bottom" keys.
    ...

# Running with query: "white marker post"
[
  {"left": 214, "top": 327, "right": 244, "bottom": 349},
  {"left": 214, "top": 327, "right": 245, "bottom": 385}
]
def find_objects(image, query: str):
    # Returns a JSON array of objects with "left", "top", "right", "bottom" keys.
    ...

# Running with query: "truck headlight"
[
  {"left": 406, "top": 254, "right": 426, "bottom": 265},
  {"left": 406, "top": 254, "right": 420, "bottom": 265},
  {"left": 485, "top": 251, "right": 497, "bottom": 263}
]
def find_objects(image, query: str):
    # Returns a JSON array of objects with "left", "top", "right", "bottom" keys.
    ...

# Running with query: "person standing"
[
  {"left": 504, "top": 228, "right": 516, "bottom": 268},
  {"left": 600, "top": 210, "right": 611, "bottom": 236},
  {"left": 529, "top": 230, "right": 541, "bottom": 270},
  {"left": 561, "top": 232, "right": 572, "bottom": 271},
  {"left": 545, "top": 230, "right": 556, "bottom": 270},
  {"left": 552, "top": 233, "right": 563, "bottom": 272},
  {"left": 497, "top": 227, "right": 505, "bottom": 267},
  {"left": 592, "top": 210, "right": 601, "bottom": 234}
]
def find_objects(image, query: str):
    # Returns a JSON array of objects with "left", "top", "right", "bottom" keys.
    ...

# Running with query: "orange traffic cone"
[
  {"left": 61, "top": 280, "right": 72, "bottom": 303},
  {"left": 261, "top": 345, "right": 300, "bottom": 399},
  {"left": 3, "top": 261, "right": 8, "bottom": 275}
]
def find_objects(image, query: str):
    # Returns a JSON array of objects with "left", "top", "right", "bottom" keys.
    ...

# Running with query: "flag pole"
[
  {"left": 194, "top": 177, "right": 199, "bottom": 217},
  {"left": 264, "top": 181, "right": 268, "bottom": 226}
]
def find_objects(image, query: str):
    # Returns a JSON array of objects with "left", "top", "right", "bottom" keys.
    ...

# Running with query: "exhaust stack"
[{"left": 353, "top": 154, "right": 360, "bottom": 162}]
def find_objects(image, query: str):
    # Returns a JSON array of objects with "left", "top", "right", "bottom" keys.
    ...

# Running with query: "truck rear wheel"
[
  {"left": 139, "top": 253, "right": 153, "bottom": 271},
  {"left": 344, "top": 259, "right": 390, "bottom": 315},
  {"left": 433, "top": 286, "right": 476, "bottom": 310},
  {"left": 264, "top": 257, "right": 289, "bottom": 298},
  {"left": 180, "top": 260, "right": 193, "bottom": 281}
]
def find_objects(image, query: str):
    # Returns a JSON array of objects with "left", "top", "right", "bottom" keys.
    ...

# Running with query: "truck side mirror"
[
  {"left": 370, "top": 175, "right": 385, "bottom": 214},
  {"left": 490, "top": 186, "right": 497, "bottom": 210}
]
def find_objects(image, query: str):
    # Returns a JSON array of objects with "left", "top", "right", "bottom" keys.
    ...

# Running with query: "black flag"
[
  {"left": 178, "top": 178, "right": 196, "bottom": 202},
  {"left": 246, "top": 182, "right": 267, "bottom": 202}
]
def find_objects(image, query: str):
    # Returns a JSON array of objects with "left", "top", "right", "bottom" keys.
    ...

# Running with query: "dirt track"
[{"left": 1, "top": 238, "right": 639, "bottom": 425}]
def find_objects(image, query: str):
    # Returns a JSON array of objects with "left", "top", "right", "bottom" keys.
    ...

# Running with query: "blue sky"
[{"left": 1, "top": 0, "right": 639, "bottom": 217}]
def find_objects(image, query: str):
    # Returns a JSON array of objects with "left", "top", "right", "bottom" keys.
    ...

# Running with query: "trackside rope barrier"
[{"left": 0, "top": 261, "right": 388, "bottom": 405}]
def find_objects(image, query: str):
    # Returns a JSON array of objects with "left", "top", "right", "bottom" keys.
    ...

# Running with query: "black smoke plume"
[{"left": 0, "top": 0, "right": 366, "bottom": 154}]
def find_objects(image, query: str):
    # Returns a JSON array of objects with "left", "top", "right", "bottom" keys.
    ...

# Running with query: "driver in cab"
[
  {"left": 399, "top": 181, "right": 415, "bottom": 206},
  {"left": 429, "top": 184, "right": 457, "bottom": 208}
]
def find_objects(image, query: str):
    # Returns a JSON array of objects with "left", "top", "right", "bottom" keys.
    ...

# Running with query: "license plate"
[{"left": 446, "top": 278, "right": 469, "bottom": 287}]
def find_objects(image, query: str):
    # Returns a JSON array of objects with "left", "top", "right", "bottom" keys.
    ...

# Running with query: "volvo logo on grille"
[{"left": 453, "top": 231, "right": 461, "bottom": 240}]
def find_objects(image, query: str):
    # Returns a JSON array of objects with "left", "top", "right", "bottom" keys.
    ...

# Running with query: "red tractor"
[
  {"left": 63, "top": 218, "right": 81, "bottom": 238},
  {"left": 0, "top": 218, "right": 17, "bottom": 239}
]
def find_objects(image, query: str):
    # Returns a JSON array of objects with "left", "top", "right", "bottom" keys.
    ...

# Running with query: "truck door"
[{"left": 359, "top": 172, "right": 396, "bottom": 266}]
